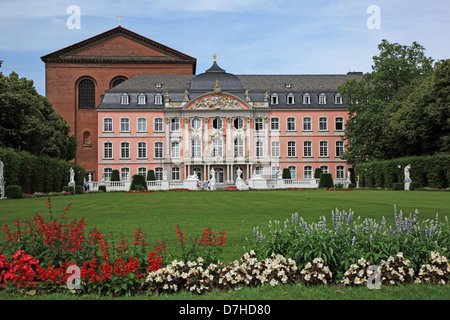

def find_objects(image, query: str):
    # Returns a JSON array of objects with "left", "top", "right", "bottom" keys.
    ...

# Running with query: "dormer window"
[
  {"left": 318, "top": 93, "right": 327, "bottom": 104},
  {"left": 303, "top": 94, "right": 311, "bottom": 104},
  {"left": 286, "top": 93, "right": 295, "bottom": 105},
  {"left": 155, "top": 83, "right": 162, "bottom": 88},
  {"left": 138, "top": 94, "right": 146, "bottom": 105},
  {"left": 121, "top": 94, "right": 129, "bottom": 105},
  {"left": 154, "top": 94, "right": 163, "bottom": 105},
  {"left": 270, "top": 94, "right": 279, "bottom": 105},
  {"left": 285, "top": 83, "right": 292, "bottom": 88},
  {"left": 334, "top": 94, "right": 343, "bottom": 104}
]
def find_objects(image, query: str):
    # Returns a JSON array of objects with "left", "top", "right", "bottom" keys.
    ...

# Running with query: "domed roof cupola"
[{"left": 189, "top": 55, "right": 245, "bottom": 93}]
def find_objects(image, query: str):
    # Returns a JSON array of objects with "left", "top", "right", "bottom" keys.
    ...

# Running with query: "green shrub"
[
  {"left": 393, "top": 183, "right": 404, "bottom": 190},
  {"left": 75, "top": 185, "right": 84, "bottom": 194},
  {"left": 282, "top": 168, "right": 291, "bottom": 179},
  {"left": 147, "top": 170, "right": 156, "bottom": 181},
  {"left": 63, "top": 186, "right": 75, "bottom": 194},
  {"left": 314, "top": 168, "right": 322, "bottom": 179},
  {"left": 5, "top": 185, "right": 22, "bottom": 198},
  {"left": 409, "top": 182, "right": 421, "bottom": 190},
  {"left": 348, "top": 183, "right": 356, "bottom": 189},
  {"left": 319, "top": 173, "right": 333, "bottom": 189},
  {"left": 111, "top": 170, "right": 120, "bottom": 182},
  {"left": 99, "top": 185, "right": 106, "bottom": 192},
  {"left": 130, "top": 174, "right": 147, "bottom": 191}
]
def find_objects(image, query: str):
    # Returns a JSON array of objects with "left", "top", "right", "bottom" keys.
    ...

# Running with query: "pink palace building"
[{"left": 96, "top": 56, "right": 362, "bottom": 190}]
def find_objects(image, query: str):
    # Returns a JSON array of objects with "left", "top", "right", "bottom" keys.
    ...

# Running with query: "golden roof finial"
[{"left": 213, "top": 54, "right": 217, "bottom": 62}]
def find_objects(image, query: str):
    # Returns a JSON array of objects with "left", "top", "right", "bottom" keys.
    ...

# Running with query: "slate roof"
[{"left": 99, "top": 61, "right": 363, "bottom": 110}]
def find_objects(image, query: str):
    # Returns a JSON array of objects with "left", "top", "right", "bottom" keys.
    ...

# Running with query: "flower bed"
[{"left": 0, "top": 200, "right": 449, "bottom": 297}]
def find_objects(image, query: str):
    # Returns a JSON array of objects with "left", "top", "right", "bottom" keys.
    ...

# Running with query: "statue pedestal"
[
  {"left": 404, "top": 179, "right": 411, "bottom": 191},
  {"left": 248, "top": 177, "right": 267, "bottom": 189},
  {"left": 236, "top": 178, "right": 249, "bottom": 190},
  {"left": 0, "top": 179, "right": 5, "bottom": 199}
]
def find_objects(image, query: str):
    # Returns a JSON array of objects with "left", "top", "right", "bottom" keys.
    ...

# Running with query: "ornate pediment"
[{"left": 186, "top": 94, "right": 249, "bottom": 110}]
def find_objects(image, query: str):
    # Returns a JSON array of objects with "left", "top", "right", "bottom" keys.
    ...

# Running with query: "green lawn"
[{"left": 1, "top": 189, "right": 449, "bottom": 264}]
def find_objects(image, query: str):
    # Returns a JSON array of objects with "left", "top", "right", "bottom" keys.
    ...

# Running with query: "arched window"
[{"left": 78, "top": 79, "right": 95, "bottom": 109}]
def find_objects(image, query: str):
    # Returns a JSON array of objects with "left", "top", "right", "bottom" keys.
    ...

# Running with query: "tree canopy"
[
  {"left": 338, "top": 40, "right": 448, "bottom": 165},
  {"left": 0, "top": 66, "right": 77, "bottom": 161}
]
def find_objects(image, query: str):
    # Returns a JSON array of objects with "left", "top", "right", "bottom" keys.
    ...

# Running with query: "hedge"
[
  {"left": 0, "top": 147, "right": 85, "bottom": 194},
  {"left": 355, "top": 154, "right": 450, "bottom": 189},
  {"left": 318, "top": 173, "right": 333, "bottom": 189},
  {"left": 130, "top": 174, "right": 147, "bottom": 191},
  {"left": 282, "top": 168, "right": 291, "bottom": 179}
]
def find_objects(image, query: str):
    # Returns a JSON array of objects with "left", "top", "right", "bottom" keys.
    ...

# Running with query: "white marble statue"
[{"left": 404, "top": 164, "right": 411, "bottom": 181}]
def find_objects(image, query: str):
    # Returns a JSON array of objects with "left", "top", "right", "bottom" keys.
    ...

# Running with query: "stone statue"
[
  {"left": 163, "top": 170, "right": 168, "bottom": 181},
  {"left": 404, "top": 164, "right": 411, "bottom": 181},
  {"left": 347, "top": 170, "right": 351, "bottom": 182},
  {"left": 236, "top": 167, "right": 242, "bottom": 180},
  {"left": 210, "top": 168, "right": 215, "bottom": 179},
  {"left": 0, "top": 157, "right": 4, "bottom": 181},
  {"left": 88, "top": 173, "right": 92, "bottom": 182},
  {"left": 69, "top": 167, "right": 75, "bottom": 183},
  {"left": 183, "top": 89, "right": 190, "bottom": 101},
  {"left": 264, "top": 91, "right": 269, "bottom": 102}
]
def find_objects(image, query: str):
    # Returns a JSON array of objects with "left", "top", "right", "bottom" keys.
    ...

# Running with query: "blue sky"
[{"left": 1, "top": 0, "right": 449, "bottom": 96}]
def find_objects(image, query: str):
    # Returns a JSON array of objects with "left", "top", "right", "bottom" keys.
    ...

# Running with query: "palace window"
[
  {"left": 155, "top": 94, "right": 163, "bottom": 105},
  {"left": 138, "top": 94, "right": 146, "bottom": 105},
  {"left": 319, "top": 117, "right": 328, "bottom": 131},
  {"left": 155, "top": 167, "right": 163, "bottom": 180},
  {"left": 192, "top": 139, "right": 202, "bottom": 157},
  {"left": 120, "top": 118, "right": 130, "bottom": 132},
  {"left": 287, "top": 141, "right": 297, "bottom": 157},
  {"left": 154, "top": 142, "right": 163, "bottom": 159},
  {"left": 270, "top": 117, "right": 279, "bottom": 131},
  {"left": 234, "top": 117, "right": 244, "bottom": 130},
  {"left": 303, "top": 117, "right": 312, "bottom": 131},
  {"left": 121, "top": 94, "right": 129, "bottom": 105},
  {"left": 336, "top": 140, "right": 344, "bottom": 158},
  {"left": 103, "top": 142, "right": 113, "bottom": 159},
  {"left": 137, "top": 118, "right": 147, "bottom": 132},
  {"left": 121, "top": 142, "right": 130, "bottom": 159},
  {"left": 287, "top": 117, "right": 296, "bottom": 131},
  {"left": 103, "top": 168, "right": 112, "bottom": 181},
  {"left": 288, "top": 166, "right": 297, "bottom": 179},
  {"left": 334, "top": 94, "right": 343, "bottom": 104},
  {"left": 304, "top": 166, "right": 313, "bottom": 179},
  {"left": 172, "top": 167, "right": 181, "bottom": 181},
  {"left": 303, "top": 141, "right": 312, "bottom": 157},
  {"left": 171, "top": 118, "right": 180, "bottom": 132},
  {"left": 138, "top": 167, "right": 147, "bottom": 176},
  {"left": 319, "top": 141, "right": 329, "bottom": 157},
  {"left": 320, "top": 165, "right": 329, "bottom": 174},
  {"left": 192, "top": 118, "right": 202, "bottom": 130},
  {"left": 336, "top": 165, "right": 345, "bottom": 179},
  {"left": 318, "top": 93, "right": 327, "bottom": 104},
  {"left": 103, "top": 117, "right": 113, "bottom": 132},
  {"left": 171, "top": 142, "right": 180, "bottom": 158},
  {"left": 137, "top": 142, "right": 147, "bottom": 159},
  {"left": 234, "top": 138, "right": 244, "bottom": 157},
  {"left": 78, "top": 79, "right": 95, "bottom": 109},
  {"left": 270, "top": 94, "right": 279, "bottom": 105},
  {"left": 303, "top": 93, "right": 311, "bottom": 105},
  {"left": 154, "top": 118, "right": 163, "bottom": 132},
  {"left": 286, "top": 93, "right": 295, "bottom": 104},
  {"left": 272, "top": 166, "right": 281, "bottom": 179},
  {"left": 255, "top": 140, "right": 264, "bottom": 158},
  {"left": 271, "top": 141, "right": 280, "bottom": 157},
  {"left": 335, "top": 117, "right": 344, "bottom": 131},
  {"left": 254, "top": 118, "right": 263, "bottom": 131},
  {"left": 121, "top": 167, "right": 130, "bottom": 181},
  {"left": 212, "top": 138, "right": 223, "bottom": 157},
  {"left": 212, "top": 118, "right": 223, "bottom": 130}
]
